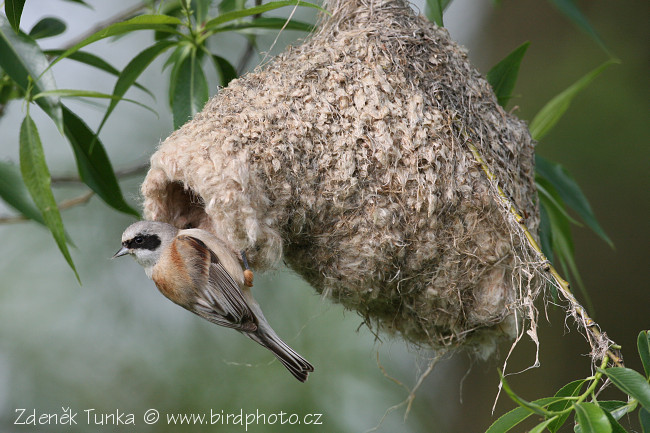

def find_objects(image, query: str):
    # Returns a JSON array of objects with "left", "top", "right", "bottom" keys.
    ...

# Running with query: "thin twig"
[
  {"left": 258, "top": 3, "right": 300, "bottom": 70},
  {"left": 462, "top": 132, "right": 623, "bottom": 368},
  {"left": 52, "top": 161, "right": 149, "bottom": 184},
  {"left": 0, "top": 190, "right": 95, "bottom": 224},
  {"left": 61, "top": 2, "right": 151, "bottom": 51}
]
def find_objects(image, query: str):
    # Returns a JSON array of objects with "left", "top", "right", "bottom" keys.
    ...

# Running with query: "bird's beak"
[{"left": 112, "top": 246, "right": 130, "bottom": 259}]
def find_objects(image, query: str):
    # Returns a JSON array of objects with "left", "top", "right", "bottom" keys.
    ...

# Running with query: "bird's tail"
[{"left": 247, "top": 328, "right": 314, "bottom": 382}]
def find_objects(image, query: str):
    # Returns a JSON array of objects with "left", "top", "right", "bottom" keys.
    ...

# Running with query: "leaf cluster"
[
  {"left": 0, "top": 0, "right": 320, "bottom": 279},
  {"left": 487, "top": 331, "right": 650, "bottom": 433}
]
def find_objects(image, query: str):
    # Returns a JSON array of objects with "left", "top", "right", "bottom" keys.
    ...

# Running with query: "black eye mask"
[{"left": 125, "top": 234, "right": 161, "bottom": 251}]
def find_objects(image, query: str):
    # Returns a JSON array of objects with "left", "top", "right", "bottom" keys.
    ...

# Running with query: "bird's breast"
[{"left": 151, "top": 251, "right": 195, "bottom": 307}]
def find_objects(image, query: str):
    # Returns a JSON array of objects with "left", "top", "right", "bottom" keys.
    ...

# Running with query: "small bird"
[{"left": 113, "top": 221, "right": 314, "bottom": 382}]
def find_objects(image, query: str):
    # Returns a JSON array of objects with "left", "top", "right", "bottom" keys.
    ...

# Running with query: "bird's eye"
[{"left": 134, "top": 236, "right": 144, "bottom": 244}]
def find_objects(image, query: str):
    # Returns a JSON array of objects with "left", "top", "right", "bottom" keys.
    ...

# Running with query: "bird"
[{"left": 113, "top": 221, "right": 314, "bottom": 382}]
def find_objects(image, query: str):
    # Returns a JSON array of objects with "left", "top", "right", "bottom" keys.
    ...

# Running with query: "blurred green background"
[{"left": 0, "top": 0, "right": 647, "bottom": 432}]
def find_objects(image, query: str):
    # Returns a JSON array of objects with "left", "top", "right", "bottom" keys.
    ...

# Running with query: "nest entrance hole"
[{"left": 161, "top": 181, "right": 212, "bottom": 231}]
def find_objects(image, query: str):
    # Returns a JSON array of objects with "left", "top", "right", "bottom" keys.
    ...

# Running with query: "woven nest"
[{"left": 141, "top": 0, "right": 544, "bottom": 357}]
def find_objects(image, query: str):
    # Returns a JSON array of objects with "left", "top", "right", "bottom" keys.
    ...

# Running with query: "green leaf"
[
  {"left": 603, "top": 411, "right": 629, "bottom": 433},
  {"left": 536, "top": 155, "right": 613, "bottom": 247},
  {"left": 154, "top": 2, "right": 183, "bottom": 41},
  {"left": 0, "top": 84, "right": 23, "bottom": 104},
  {"left": 0, "top": 17, "right": 63, "bottom": 131},
  {"left": 486, "top": 41, "right": 530, "bottom": 108},
  {"left": 5, "top": 0, "right": 26, "bottom": 33},
  {"left": 95, "top": 40, "right": 175, "bottom": 136},
  {"left": 499, "top": 370, "right": 554, "bottom": 416},
  {"left": 537, "top": 172, "right": 593, "bottom": 311},
  {"left": 0, "top": 160, "right": 45, "bottom": 224},
  {"left": 61, "top": 105, "right": 139, "bottom": 217},
  {"left": 171, "top": 50, "right": 209, "bottom": 129},
  {"left": 638, "top": 330, "right": 650, "bottom": 378},
  {"left": 192, "top": 0, "right": 211, "bottom": 24},
  {"left": 161, "top": 1, "right": 185, "bottom": 17},
  {"left": 33, "top": 89, "right": 157, "bottom": 118},
  {"left": 219, "top": 0, "right": 239, "bottom": 13},
  {"left": 537, "top": 176, "right": 582, "bottom": 226},
  {"left": 48, "top": 15, "right": 184, "bottom": 71},
  {"left": 601, "top": 367, "right": 650, "bottom": 409},
  {"left": 166, "top": 43, "right": 193, "bottom": 106},
  {"left": 19, "top": 115, "right": 79, "bottom": 281},
  {"left": 538, "top": 198, "right": 554, "bottom": 261},
  {"left": 574, "top": 402, "right": 611, "bottom": 433},
  {"left": 547, "top": 0, "right": 609, "bottom": 55},
  {"left": 154, "top": 25, "right": 181, "bottom": 41},
  {"left": 0, "top": 71, "right": 24, "bottom": 104},
  {"left": 212, "top": 54, "right": 237, "bottom": 87},
  {"left": 547, "top": 380, "right": 586, "bottom": 432},
  {"left": 203, "top": 1, "right": 325, "bottom": 33},
  {"left": 599, "top": 401, "right": 633, "bottom": 421},
  {"left": 214, "top": 16, "right": 315, "bottom": 32},
  {"left": 530, "top": 418, "right": 557, "bottom": 433},
  {"left": 530, "top": 60, "right": 617, "bottom": 141},
  {"left": 0, "top": 160, "right": 74, "bottom": 244},
  {"left": 29, "top": 17, "right": 67, "bottom": 39},
  {"left": 538, "top": 199, "right": 559, "bottom": 300},
  {"left": 485, "top": 397, "right": 564, "bottom": 433},
  {"left": 640, "top": 407, "right": 650, "bottom": 433},
  {"left": 163, "top": 42, "right": 192, "bottom": 72},
  {"left": 537, "top": 176, "right": 574, "bottom": 263},
  {"left": 425, "top": 0, "right": 452, "bottom": 27},
  {"left": 43, "top": 49, "right": 154, "bottom": 98}
]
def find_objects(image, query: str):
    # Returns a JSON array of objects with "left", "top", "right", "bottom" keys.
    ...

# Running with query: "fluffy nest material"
[{"left": 141, "top": 0, "right": 544, "bottom": 357}]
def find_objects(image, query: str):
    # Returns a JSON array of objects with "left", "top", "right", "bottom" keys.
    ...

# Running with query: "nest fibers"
[{"left": 141, "top": 0, "right": 545, "bottom": 357}]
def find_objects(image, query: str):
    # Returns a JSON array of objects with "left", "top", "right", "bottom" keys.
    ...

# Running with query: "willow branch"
[
  {"left": 61, "top": 2, "right": 151, "bottom": 51},
  {"left": 463, "top": 133, "right": 623, "bottom": 367},
  {"left": 0, "top": 190, "right": 95, "bottom": 224},
  {"left": 52, "top": 161, "right": 149, "bottom": 184}
]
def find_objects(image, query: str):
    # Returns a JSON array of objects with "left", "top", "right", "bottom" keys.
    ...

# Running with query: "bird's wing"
[{"left": 176, "top": 235, "right": 258, "bottom": 332}]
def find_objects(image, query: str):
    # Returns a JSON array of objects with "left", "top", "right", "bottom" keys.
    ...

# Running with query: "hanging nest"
[{"left": 141, "top": 0, "right": 545, "bottom": 357}]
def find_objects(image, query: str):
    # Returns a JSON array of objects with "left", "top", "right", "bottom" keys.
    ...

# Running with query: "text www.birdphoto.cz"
[{"left": 13, "top": 407, "right": 324, "bottom": 429}]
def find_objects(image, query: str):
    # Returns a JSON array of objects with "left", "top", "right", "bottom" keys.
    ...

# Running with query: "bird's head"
[{"left": 113, "top": 221, "right": 178, "bottom": 273}]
